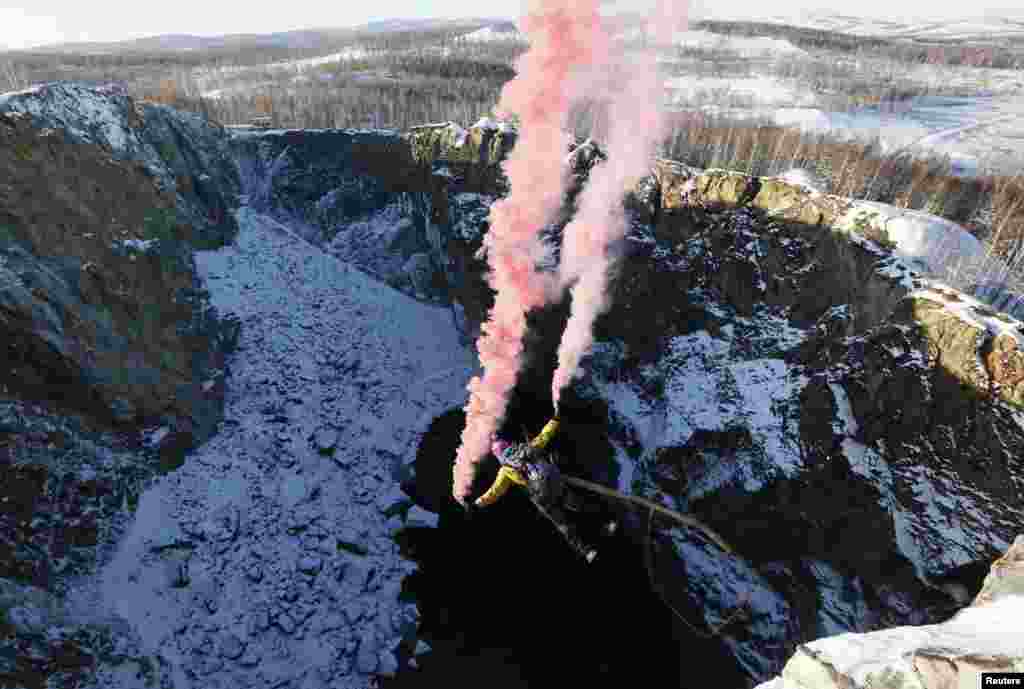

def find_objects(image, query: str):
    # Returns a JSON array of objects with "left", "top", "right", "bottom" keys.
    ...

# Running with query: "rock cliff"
[{"left": 0, "top": 83, "right": 241, "bottom": 688}]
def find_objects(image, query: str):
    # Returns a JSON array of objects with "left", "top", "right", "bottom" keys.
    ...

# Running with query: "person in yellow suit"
[{"left": 472, "top": 416, "right": 617, "bottom": 564}]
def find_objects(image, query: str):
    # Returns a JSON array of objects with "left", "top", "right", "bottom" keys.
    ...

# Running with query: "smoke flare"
[
  {"left": 451, "top": 0, "right": 611, "bottom": 503},
  {"left": 551, "top": 7, "right": 687, "bottom": 408}
]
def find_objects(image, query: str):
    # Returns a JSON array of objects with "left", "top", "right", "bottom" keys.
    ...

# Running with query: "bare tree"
[{"left": 1, "top": 59, "right": 28, "bottom": 92}]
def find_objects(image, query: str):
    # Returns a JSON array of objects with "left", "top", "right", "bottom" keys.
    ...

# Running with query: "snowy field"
[
  {"left": 662, "top": 63, "right": 1024, "bottom": 178},
  {"left": 184, "top": 19, "right": 1024, "bottom": 179},
  {"left": 63, "top": 206, "right": 477, "bottom": 689},
  {"left": 694, "top": 9, "right": 1024, "bottom": 44}
]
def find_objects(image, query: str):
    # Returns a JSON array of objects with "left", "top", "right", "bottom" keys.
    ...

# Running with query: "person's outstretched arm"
[
  {"left": 474, "top": 466, "right": 529, "bottom": 507},
  {"left": 529, "top": 417, "right": 560, "bottom": 452}
]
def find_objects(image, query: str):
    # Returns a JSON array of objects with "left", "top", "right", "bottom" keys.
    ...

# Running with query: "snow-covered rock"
[
  {"left": 754, "top": 537, "right": 1024, "bottom": 689},
  {"left": 0, "top": 81, "right": 240, "bottom": 248},
  {"left": 53, "top": 206, "right": 477, "bottom": 689},
  {"left": 0, "top": 94, "right": 238, "bottom": 432}
]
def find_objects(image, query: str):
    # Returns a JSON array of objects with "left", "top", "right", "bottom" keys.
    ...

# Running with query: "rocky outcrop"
[
  {"left": 407, "top": 118, "right": 517, "bottom": 174},
  {"left": 754, "top": 537, "right": 1024, "bottom": 689},
  {"left": 0, "top": 82, "right": 241, "bottom": 248},
  {"left": 229, "top": 127, "right": 454, "bottom": 300},
  {"left": 0, "top": 106, "right": 238, "bottom": 432},
  {"left": 226, "top": 119, "right": 520, "bottom": 305},
  {"left": 0, "top": 415, "right": 169, "bottom": 689}
]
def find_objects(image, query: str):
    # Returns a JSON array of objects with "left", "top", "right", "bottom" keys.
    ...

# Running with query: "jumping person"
[{"left": 471, "top": 416, "right": 617, "bottom": 564}]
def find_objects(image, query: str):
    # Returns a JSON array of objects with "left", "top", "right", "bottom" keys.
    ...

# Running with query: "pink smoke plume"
[
  {"left": 551, "top": 5, "right": 688, "bottom": 408},
  {"left": 451, "top": 0, "right": 611, "bottom": 503}
]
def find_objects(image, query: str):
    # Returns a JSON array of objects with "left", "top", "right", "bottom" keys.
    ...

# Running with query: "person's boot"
[{"left": 557, "top": 522, "right": 597, "bottom": 564}]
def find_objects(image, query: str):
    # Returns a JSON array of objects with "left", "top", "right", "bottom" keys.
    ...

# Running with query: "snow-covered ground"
[
  {"left": 657, "top": 29, "right": 807, "bottom": 57},
  {"left": 769, "top": 90, "right": 1024, "bottom": 177},
  {"left": 663, "top": 75, "right": 821, "bottom": 109},
  {"left": 755, "top": 594, "right": 1024, "bottom": 689},
  {"left": 194, "top": 47, "right": 376, "bottom": 99},
  {"left": 456, "top": 26, "right": 525, "bottom": 43},
  {"left": 695, "top": 9, "right": 1024, "bottom": 44},
  {"left": 660, "top": 64, "right": 1023, "bottom": 178},
  {"left": 64, "top": 206, "right": 478, "bottom": 688}
]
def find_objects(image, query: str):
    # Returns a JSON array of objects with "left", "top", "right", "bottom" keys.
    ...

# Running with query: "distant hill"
[
  {"left": 695, "top": 8, "right": 1024, "bottom": 45},
  {"left": 18, "top": 11, "right": 1024, "bottom": 59},
  {"left": 28, "top": 28, "right": 357, "bottom": 55},
  {"left": 23, "top": 17, "right": 517, "bottom": 55}
]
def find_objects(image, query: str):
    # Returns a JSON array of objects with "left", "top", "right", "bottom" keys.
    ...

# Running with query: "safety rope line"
[
  {"left": 643, "top": 504, "right": 750, "bottom": 639},
  {"left": 563, "top": 476, "right": 735, "bottom": 555},
  {"left": 562, "top": 475, "right": 749, "bottom": 638}
]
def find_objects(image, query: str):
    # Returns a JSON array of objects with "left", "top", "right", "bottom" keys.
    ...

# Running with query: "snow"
[
  {"left": 470, "top": 116, "right": 515, "bottom": 135},
  {"left": 594, "top": 311, "right": 807, "bottom": 506},
  {"left": 268, "top": 48, "right": 374, "bottom": 71},
  {"left": 64, "top": 205, "right": 478, "bottom": 688},
  {"left": 840, "top": 423, "right": 1018, "bottom": 582},
  {"left": 120, "top": 238, "right": 157, "bottom": 252},
  {"left": 0, "top": 84, "right": 45, "bottom": 101},
  {"left": 666, "top": 30, "right": 807, "bottom": 58},
  {"left": 448, "top": 122, "right": 469, "bottom": 148},
  {"left": 660, "top": 330, "right": 737, "bottom": 444},
  {"left": 778, "top": 168, "right": 825, "bottom": 194},
  {"left": 755, "top": 591, "right": 1024, "bottom": 689},
  {"left": 671, "top": 536, "right": 797, "bottom": 679},
  {"left": 696, "top": 8, "right": 1024, "bottom": 44},
  {"left": 457, "top": 26, "right": 525, "bottom": 43},
  {"left": 730, "top": 358, "right": 806, "bottom": 483},
  {"left": 801, "top": 594, "right": 1024, "bottom": 684},
  {"left": 911, "top": 280, "right": 1024, "bottom": 349},
  {"left": 0, "top": 82, "right": 134, "bottom": 154},
  {"left": 713, "top": 90, "right": 1024, "bottom": 179},
  {"left": 834, "top": 200, "right": 1001, "bottom": 293},
  {"left": 829, "top": 383, "right": 859, "bottom": 436},
  {"left": 193, "top": 47, "right": 373, "bottom": 81},
  {"left": 663, "top": 75, "right": 819, "bottom": 108},
  {"left": 804, "top": 559, "right": 871, "bottom": 637}
]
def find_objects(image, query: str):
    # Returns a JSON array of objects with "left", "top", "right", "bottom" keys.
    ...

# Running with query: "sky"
[{"left": 1, "top": 1, "right": 1023, "bottom": 51}]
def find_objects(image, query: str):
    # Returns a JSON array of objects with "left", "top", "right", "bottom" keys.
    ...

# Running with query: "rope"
[
  {"left": 563, "top": 475, "right": 750, "bottom": 638},
  {"left": 563, "top": 476, "right": 735, "bottom": 555},
  {"left": 643, "top": 505, "right": 750, "bottom": 638}
]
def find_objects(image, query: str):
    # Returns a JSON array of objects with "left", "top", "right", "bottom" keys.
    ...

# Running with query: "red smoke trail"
[
  {"left": 551, "top": 4, "right": 688, "bottom": 409},
  {"left": 452, "top": 0, "right": 611, "bottom": 503}
]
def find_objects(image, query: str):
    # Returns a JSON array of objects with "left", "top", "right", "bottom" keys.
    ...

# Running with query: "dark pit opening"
[{"left": 386, "top": 397, "right": 750, "bottom": 689}]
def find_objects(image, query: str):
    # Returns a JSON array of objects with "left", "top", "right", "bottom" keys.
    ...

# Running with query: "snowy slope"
[
  {"left": 64, "top": 206, "right": 477, "bottom": 688},
  {"left": 457, "top": 25, "right": 526, "bottom": 43},
  {"left": 662, "top": 29, "right": 807, "bottom": 57},
  {"left": 695, "top": 9, "right": 1024, "bottom": 43},
  {"left": 756, "top": 594, "right": 1024, "bottom": 689}
]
